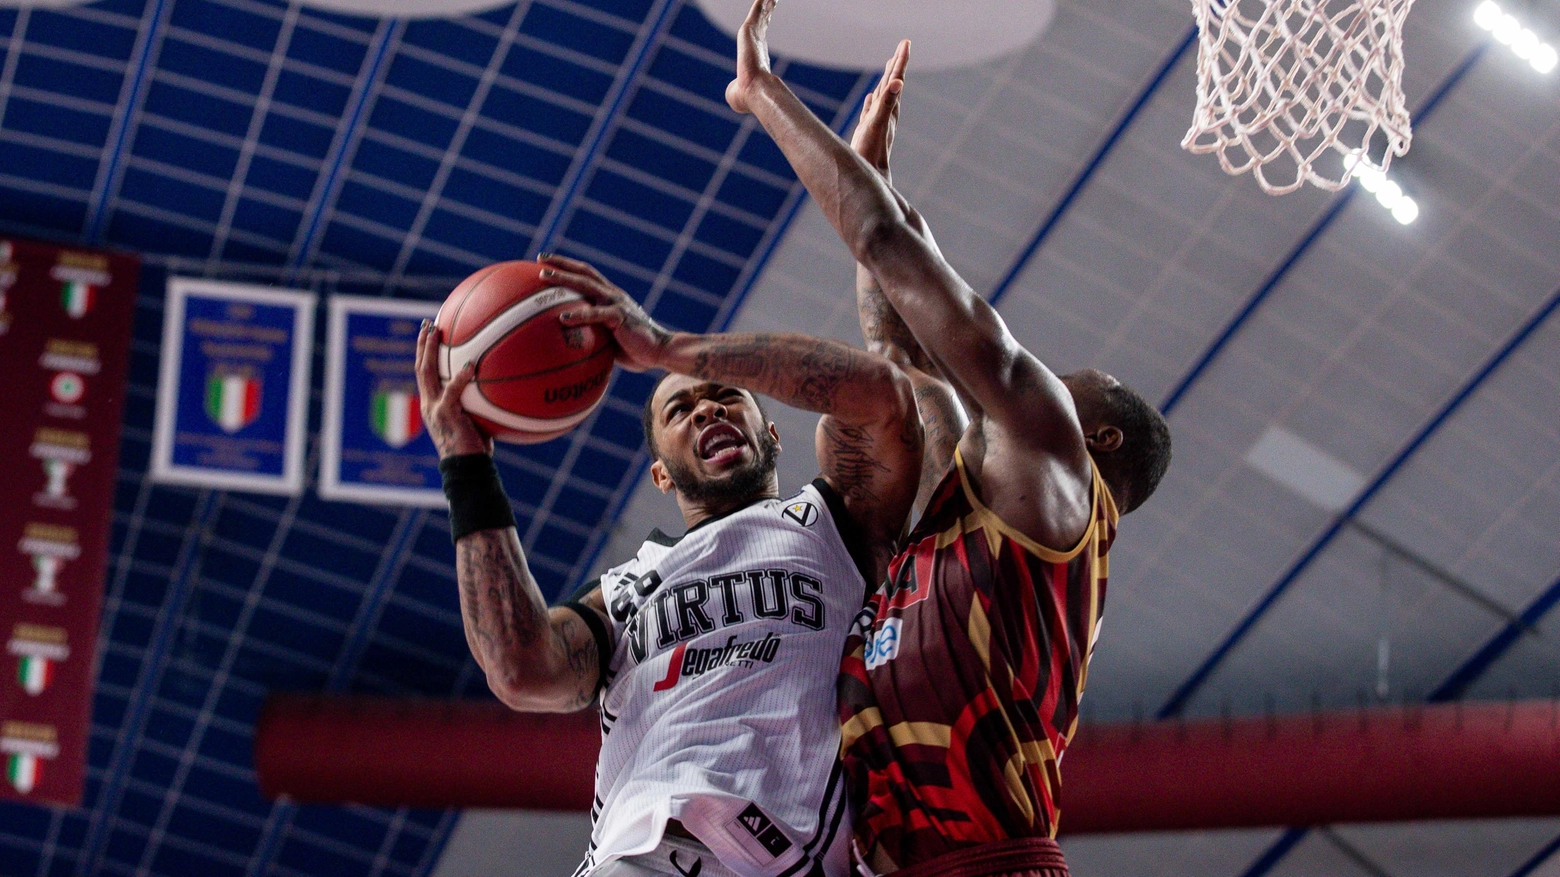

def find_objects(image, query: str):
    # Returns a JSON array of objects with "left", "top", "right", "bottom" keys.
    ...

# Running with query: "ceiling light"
[
  {"left": 1512, "top": 28, "right": 1540, "bottom": 58},
  {"left": 1474, "top": 1, "right": 1557, "bottom": 74},
  {"left": 1348, "top": 152, "right": 1418, "bottom": 224},
  {"left": 1474, "top": 0, "right": 1503, "bottom": 28},
  {"left": 1494, "top": 13, "right": 1523, "bottom": 43},
  {"left": 1532, "top": 44, "right": 1558, "bottom": 72},
  {"left": 1375, "top": 179, "right": 1403, "bottom": 208},
  {"left": 1345, "top": 152, "right": 1384, "bottom": 191}
]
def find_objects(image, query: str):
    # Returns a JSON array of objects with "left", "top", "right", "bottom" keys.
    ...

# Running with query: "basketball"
[{"left": 434, "top": 260, "right": 615, "bottom": 444}]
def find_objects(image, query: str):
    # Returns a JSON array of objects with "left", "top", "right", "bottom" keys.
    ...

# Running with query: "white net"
[{"left": 1183, "top": 0, "right": 1416, "bottom": 195}]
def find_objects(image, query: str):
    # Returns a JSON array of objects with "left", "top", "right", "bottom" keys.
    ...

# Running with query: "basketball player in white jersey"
[{"left": 413, "top": 254, "right": 922, "bottom": 877}]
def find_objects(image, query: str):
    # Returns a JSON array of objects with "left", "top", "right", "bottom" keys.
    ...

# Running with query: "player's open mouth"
[{"left": 697, "top": 423, "right": 747, "bottom": 467}]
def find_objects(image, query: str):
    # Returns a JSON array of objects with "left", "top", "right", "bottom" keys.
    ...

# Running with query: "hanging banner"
[
  {"left": 150, "top": 279, "right": 315, "bottom": 495},
  {"left": 319, "top": 296, "right": 443, "bottom": 507},
  {"left": 0, "top": 237, "right": 139, "bottom": 807}
]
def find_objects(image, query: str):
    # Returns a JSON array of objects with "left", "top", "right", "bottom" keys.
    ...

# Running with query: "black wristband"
[{"left": 440, "top": 453, "right": 516, "bottom": 543}]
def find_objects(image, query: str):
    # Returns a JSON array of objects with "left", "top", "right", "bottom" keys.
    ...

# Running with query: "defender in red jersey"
[{"left": 725, "top": 6, "right": 1172, "bottom": 875}]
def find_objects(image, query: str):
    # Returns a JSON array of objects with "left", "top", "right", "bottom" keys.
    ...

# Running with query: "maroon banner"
[{"left": 0, "top": 238, "right": 139, "bottom": 807}]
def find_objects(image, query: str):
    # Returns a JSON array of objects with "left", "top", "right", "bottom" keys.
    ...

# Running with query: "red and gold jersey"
[{"left": 838, "top": 449, "right": 1118, "bottom": 871}]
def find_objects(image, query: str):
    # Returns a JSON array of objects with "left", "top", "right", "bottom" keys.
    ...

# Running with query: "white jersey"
[{"left": 577, "top": 480, "right": 867, "bottom": 877}]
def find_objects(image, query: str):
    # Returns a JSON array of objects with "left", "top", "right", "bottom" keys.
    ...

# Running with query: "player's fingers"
[
  {"left": 541, "top": 266, "right": 615, "bottom": 303},
  {"left": 540, "top": 253, "right": 609, "bottom": 285},
  {"left": 743, "top": 0, "right": 769, "bottom": 29},
  {"left": 559, "top": 304, "right": 623, "bottom": 329},
  {"left": 444, "top": 360, "right": 477, "bottom": 403},
  {"left": 886, "top": 42, "right": 908, "bottom": 95},
  {"left": 414, "top": 320, "right": 441, "bottom": 402}
]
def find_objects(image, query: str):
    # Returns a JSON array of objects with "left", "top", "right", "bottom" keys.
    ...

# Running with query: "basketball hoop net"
[{"left": 1182, "top": 0, "right": 1416, "bottom": 195}]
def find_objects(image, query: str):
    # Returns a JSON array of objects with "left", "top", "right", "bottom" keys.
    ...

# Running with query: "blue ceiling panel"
[
  {"left": 504, "top": 44, "right": 613, "bottom": 104},
  {"left": 168, "top": 0, "right": 282, "bottom": 49},
  {"left": 273, "top": 69, "right": 352, "bottom": 116},
  {"left": 285, "top": 23, "right": 374, "bottom": 74},
  {"left": 28, "top": 8, "right": 136, "bottom": 56},
  {"left": 15, "top": 55, "right": 124, "bottom": 107},
  {"left": 0, "top": 1, "right": 873, "bottom": 874},
  {"left": 401, "top": 18, "right": 496, "bottom": 66},
  {"left": 522, "top": 6, "right": 634, "bottom": 64},
  {"left": 384, "top": 56, "right": 479, "bottom": 109}
]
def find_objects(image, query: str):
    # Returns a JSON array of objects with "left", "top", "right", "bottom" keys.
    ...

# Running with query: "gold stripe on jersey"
[
  {"left": 968, "top": 597, "right": 992, "bottom": 671},
  {"left": 886, "top": 722, "right": 953, "bottom": 749}
]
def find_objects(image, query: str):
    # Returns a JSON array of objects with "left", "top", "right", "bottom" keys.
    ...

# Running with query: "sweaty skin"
[
  {"left": 416, "top": 254, "right": 922, "bottom": 712},
  {"left": 725, "top": 0, "right": 1124, "bottom": 548}
]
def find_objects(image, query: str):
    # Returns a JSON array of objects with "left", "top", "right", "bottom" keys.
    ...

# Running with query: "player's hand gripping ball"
[{"left": 434, "top": 260, "right": 615, "bottom": 444}]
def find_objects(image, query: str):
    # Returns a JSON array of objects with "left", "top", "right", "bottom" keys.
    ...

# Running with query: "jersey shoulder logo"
[{"left": 781, "top": 500, "right": 817, "bottom": 528}]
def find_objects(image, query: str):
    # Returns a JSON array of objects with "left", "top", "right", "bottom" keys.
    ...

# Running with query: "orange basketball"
[{"left": 435, "top": 260, "right": 615, "bottom": 444}]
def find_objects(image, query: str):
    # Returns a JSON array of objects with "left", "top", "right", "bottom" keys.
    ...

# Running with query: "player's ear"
[
  {"left": 650, "top": 459, "right": 674, "bottom": 493},
  {"left": 1084, "top": 424, "right": 1123, "bottom": 454},
  {"left": 766, "top": 421, "right": 780, "bottom": 450}
]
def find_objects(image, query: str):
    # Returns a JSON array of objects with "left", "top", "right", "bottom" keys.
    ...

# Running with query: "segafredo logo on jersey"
[{"left": 652, "top": 632, "right": 783, "bottom": 691}]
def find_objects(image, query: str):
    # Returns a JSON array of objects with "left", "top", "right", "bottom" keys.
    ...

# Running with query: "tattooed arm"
[
  {"left": 543, "top": 254, "right": 921, "bottom": 582},
  {"left": 416, "top": 321, "right": 607, "bottom": 712},
  {"left": 845, "top": 56, "right": 968, "bottom": 509},
  {"left": 456, "top": 531, "right": 605, "bottom": 711}
]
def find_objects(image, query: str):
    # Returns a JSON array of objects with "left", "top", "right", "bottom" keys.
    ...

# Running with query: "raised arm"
[
  {"left": 416, "top": 321, "right": 606, "bottom": 713},
  {"left": 724, "top": 4, "right": 1084, "bottom": 467},
  {"left": 541, "top": 254, "right": 921, "bottom": 580},
  {"left": 848, "top": 44, "right": 967, "bottom": 508}
]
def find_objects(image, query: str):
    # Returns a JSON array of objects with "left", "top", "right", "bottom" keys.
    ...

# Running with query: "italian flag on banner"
[
  {"left": 371, "top": 389, "right": 422, "bottom": 448},
  {"left": 18, "top": 656, "right": 53, "bottom": 695},
  {"left": 205, "top": 373, "right": 261, "bottom": 433},
  {"left": 60, "top": 280, "right": 94, "bottom": 318},
  {"left": 6, "top": 753, "right": 39, "bottom": 794}
]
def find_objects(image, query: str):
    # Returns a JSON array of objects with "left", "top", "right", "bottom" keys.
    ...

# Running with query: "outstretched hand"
[
  {"left": 546, "top": 254, "right": 673, "bottom": 372},
  {"left": 852, "top": 40, "right": 910, "bottom": 178},
  {"left": 725, "top": 0, "right": 776, "bottom": 114},
  {"left": 415, "top": 319, "right": 492, "bottom": 458}
]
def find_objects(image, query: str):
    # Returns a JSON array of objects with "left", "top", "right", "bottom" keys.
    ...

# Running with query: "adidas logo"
[{"left": 733, "top": 803, "right": 792, "bottom": 858}]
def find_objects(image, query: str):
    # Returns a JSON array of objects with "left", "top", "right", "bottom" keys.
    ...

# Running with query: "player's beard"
[{"left": 665, "top": 428, "right": 780, "bottom": 505}]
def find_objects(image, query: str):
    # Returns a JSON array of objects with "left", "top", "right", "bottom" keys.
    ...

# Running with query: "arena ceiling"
[{"left": 0, "top": 0, "right": 1557, "bottom": 876}]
